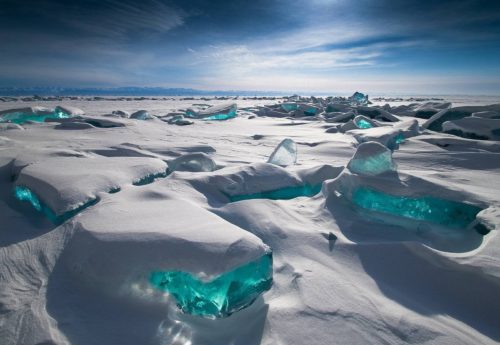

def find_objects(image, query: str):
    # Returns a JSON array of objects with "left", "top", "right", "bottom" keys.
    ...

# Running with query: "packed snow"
[{"left": 0, "top": 93, "right": 500, "bottom": 345}]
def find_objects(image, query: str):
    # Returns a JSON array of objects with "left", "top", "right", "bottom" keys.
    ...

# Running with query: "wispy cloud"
[{"left": 57, "top": 0, "right": 188, "bottom": 40}]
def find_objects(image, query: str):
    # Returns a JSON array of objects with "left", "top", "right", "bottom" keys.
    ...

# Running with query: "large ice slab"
[
  {"left": 423, "top": 104, "right": 500, "bottom": 132},
  {"left": 352, "top": 186, "right": 482, "bottom": 229},
  {"left": 150, "top": 252, "right": 272, "bottom": 318},
  {"left": 14, "top": 157, "right": 168, "bottom": 217},
  {"left": 0, "top": 106, "right": 76, "bottom": 124},
  {"left": 442, "top": 117, "right": 500, "bottom": 140},
  {"left": 63, "top": 189, "right": 271, "bottom": 317}
]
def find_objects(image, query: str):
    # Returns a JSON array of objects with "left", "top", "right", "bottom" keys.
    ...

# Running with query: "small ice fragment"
[
  {"left": 130, "top": 110, "right": 154, "bottom": 120},
  {"left": 167, "top": 115, "right": 193, "bottom": 126},
  {"left": 347, "top": 141, "right": 396, "bottom": 176},
  {"left": 267, "top": 138, "right": 297, "bottom": 167},
  {"left": 168, "top": 153, "right": 216, "bottom": 172}
]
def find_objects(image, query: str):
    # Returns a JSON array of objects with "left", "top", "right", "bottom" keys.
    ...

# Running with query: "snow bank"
[{"left": 14, "top": 157, "right": 168, "bottom": 216}]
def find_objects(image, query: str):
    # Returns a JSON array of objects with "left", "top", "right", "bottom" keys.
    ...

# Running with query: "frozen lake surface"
[{"left": 1, "top": 94, "right": 500, "bottom": 345}]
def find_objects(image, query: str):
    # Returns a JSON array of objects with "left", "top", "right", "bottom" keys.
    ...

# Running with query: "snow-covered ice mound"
[
  {"left": 423, "top": 104, "right": 500, "bottom": 132},
  {"left": 167, "top": 162, "right": 342, "bottom": 204},
  {"left": 130, "top": 110, "right": 155, "bottom": 120},
  {"left": 63, "top": 187, "right": 272, "bottom": 319},
  {"left": 325, "top": 141, "right": 490, "bottom": 251},
  {"left": 13, "top": 157, "right": 168, "bottom": 222},
  {"left": 443, "top": 117, "right": 500, "bottom": 140}
]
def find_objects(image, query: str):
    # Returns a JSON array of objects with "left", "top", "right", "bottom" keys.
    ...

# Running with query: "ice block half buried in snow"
[{"left": 63, "top": 187, "right": 272, "bottom": 319}]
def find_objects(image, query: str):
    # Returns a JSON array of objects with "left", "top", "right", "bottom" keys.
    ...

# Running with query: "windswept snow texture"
[{"left": 1, "top": 95, "right": 500, "bottom": 345}]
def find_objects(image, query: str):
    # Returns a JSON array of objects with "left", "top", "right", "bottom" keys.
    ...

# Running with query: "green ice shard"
[
  {"left": 281, "top": 103, "right": 298, "bottom": 112},
  {"left": 13, "top": 185, "right": 98, "bottom": 224},
  {"left": 355, "top": 118, "right": 373, "bottom": 129},
  {"left": 0, "top": 109, "right": 72, "bottom": 124},
  {"left": 352, "top": 187, "right": 482, "bottom": 228},
  {"left": 14, "top": 186, "right": 42, "bottom": 211},
  {"left": 150, "top": 252, "right": 273, "bottom": 318},
  {"left": 202, "top": 109, "right": 237, "bottom": 121},
  {"left": 229, "top": 184, "right": 322, "bottom": 202}
]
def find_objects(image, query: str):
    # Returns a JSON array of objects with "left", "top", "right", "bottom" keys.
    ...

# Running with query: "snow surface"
[{"left": 0, "top": 96, "right": 500, "bottom": 345}]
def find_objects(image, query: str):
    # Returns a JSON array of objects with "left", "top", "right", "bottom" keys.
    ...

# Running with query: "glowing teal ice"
[
  {"left": 304, "top": 107, "right": 317, "bottom": 116},
  {"left": 150, "top": 252, "right": 273, "bottom": 318},
  {"left": 202, "top": 109, "right": 237, "bottom": 121},
  {"left": 350, "top": 92, "right": 369, "bottom": 105},
  {"left": 14, "top": 186, "right": 42, "bottom": 211},
  {"left": 355, "top": 118, "right": 373, "bottom": 129},
  {"left": 394, "top": 133, "right": 405, "bottom": 144},
  {"left": 0, "top": 109, "right": 71, "bottom": 124},
  {"left": 132, "top": 170, "right": 169, "bottom": 186},
  {"left": 229, "top": 184, "right": 322, "bottom": 202},
  {"left": 281, "top": 103, "right": 298, "bottom": 112},
  {"left": 352, "top": 187, "right": 482, "bottom": 228},
  {"left": 13, "top": 185, "right": 98, "bottom": 224}
]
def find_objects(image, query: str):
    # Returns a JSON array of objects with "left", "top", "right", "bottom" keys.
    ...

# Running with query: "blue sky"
[{"left": 1, "top": 0, "right": 500, "bottom": 94}]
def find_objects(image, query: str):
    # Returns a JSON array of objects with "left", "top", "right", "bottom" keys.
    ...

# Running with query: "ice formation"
[
  {"left": 280, "top": 103, "right": 298, "bottom": 112},
  {"left": 168, "top": 152, "right": 217, "bottom": 172},
  {"left": 347, "top": 142, "right": 396, "bottom": 176},
  {"left": 353, "top": 127, "right": 406, "bottom": 150},
  {"left": 166, "top": 114, "right": 193, "bottom": 125},
  {"left": 132, "top": 170, "right": 169, "bottom": 185},
  {"left": 187, "top": 103, "right": 237, "bottom": 120},
  {"left": 267, "top": 138, "right": 297, "bottom": 166},
  {"left": 349, "top": 91, "right": 369, "bottom": 105},
  {"left": 14, "top": 157, "right": 168, "bottom": 216},
  {"left": 229, "top": 184, "right": 322, "bottom": 202},
  {"left": 14, "top": 185, "right": 99, "bottom": 224},
  {"left": 130, "top": 110, "right": 154, "bottom": 120},
  {"left": 64, "top": 194, "right": 272, "bottom": 317},
  {"left": 472, "top": 111, "right": 500, "bottom": 119},
  {"left": 150, "top": 252, "right": 272, "bottom": 318},
  {"left": 442, "top": 117, "right": 500, "bottom": 140},
  {"left": 111, "top": 110, "right": 130, "bottom": 118},
  {"left": 353, "top": 115, "right": 376, "bottom": 129},
  {"left": 352, "top": 187, "right": 482, "bottom": 228},
  {"left": 0, "top": 106, "right": 74, "bottom": 124}
]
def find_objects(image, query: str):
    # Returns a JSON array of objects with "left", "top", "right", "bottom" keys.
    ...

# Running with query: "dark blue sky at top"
[{"left": 1, "top": 0, "right": 500, "bottom": 93}]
